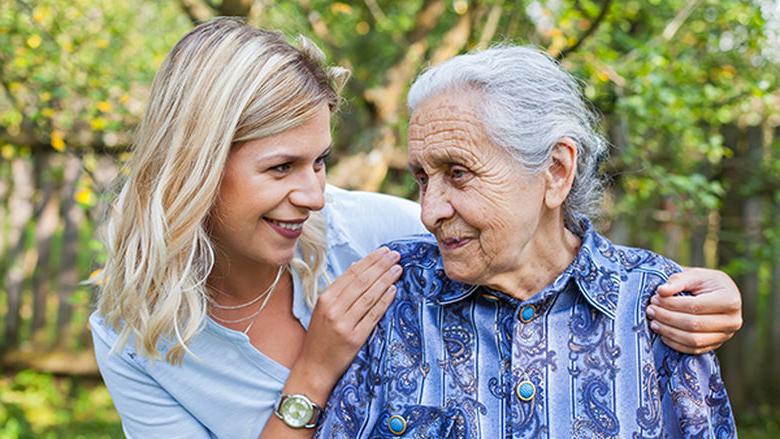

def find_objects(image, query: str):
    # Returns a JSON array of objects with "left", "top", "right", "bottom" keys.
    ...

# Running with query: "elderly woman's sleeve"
[
  {"left": 656, "top": 345, "right": 736, "bottom": 437},
  {"left": 315, "top": 314, "right": 388, "bottom": 438}
]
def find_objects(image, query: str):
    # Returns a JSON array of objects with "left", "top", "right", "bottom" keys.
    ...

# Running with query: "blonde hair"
[{"left": 96, "top": 17, "right": 349, "bottom": 364}]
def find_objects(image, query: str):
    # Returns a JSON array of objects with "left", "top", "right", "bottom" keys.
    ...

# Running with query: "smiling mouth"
[
  {"left": 264, "top": 217, "right": 306, "bottom": 232},
  {"left": 440, "top": 237, "right": 473, "bottom": 250}
]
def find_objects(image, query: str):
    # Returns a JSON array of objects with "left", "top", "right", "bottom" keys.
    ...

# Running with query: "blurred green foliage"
[
  {"left": 0, "top": 371, "right": 121, "bottom": 438},
  {"left": 1, "top": 0, "right": 779, "bottom": 435}
]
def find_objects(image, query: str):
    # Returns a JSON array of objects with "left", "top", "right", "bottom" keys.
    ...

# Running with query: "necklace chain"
[
  {"left": 209, "top": 265, "right": 286, "bottom": 333},
  {"left": 209, "top": 265, "right": 285, "bottom": 310}
]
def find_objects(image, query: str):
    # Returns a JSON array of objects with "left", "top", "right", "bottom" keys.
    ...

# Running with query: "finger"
[
  {"left": 345, "top": 263, "right": 402, "bottom": 322},
  {"left": 354, "top": 285, "right": 397, "bottom": 338},
  {"left": 649, "top": 320, "right": 730, "bottom": 352},
  {"left": 324, "top": 247, "right": 395, "bottom": 299},
  {"left": 646, "top": 304, "right": 740, "bottom": 333},
  {"left": 335, "top": 250, "right": 400, "bottom": 310},
  {"left": 660, "top": 337, "right": 723, "bottom": 355},
  {"left": 656, "top": 268, "right": 705, "bottom": 297},
  {"left": 650, "top": 290, "right": 738, "bottom": 315}
]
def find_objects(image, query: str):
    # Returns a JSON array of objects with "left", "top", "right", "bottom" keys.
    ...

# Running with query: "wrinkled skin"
[{"left": 408, "top": 90, "right": 580, "bottom": 298}]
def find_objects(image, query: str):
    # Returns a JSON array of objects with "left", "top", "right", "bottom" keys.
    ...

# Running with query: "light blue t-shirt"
[{"left": 90, "top": 185, "right": 427, "bottom": 439}]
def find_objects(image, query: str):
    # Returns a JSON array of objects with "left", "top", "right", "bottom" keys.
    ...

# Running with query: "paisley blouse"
[{"left": 317, "top": 219, "right": 735, "bottom": 438}]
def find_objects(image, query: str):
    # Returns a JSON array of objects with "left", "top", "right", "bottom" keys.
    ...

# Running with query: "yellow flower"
[
  {"left": 33, "top": 5, "right": 51, "bottom": 24},
  {"left": 90, "top": 117, "right": 107, "bottom": 131},
  {"left": 96, "top": 101, "right": 112, "bottom": 112},
  {"left": 331, "top": 2, "right": 352, "bottom": 14},
  {"left": 27, "top": 34, "right": 42, "bottom": 49},
  {"left": 1, "top": 145, "right": 14, "bottom": 160},
  {"left": 75, "top": 187, "right": 94, "bottom": 205},
  {"left": 51, "top": 130, "right": 66, "bottom": 152}
]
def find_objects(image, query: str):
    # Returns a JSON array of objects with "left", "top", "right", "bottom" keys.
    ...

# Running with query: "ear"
[{"left": 543, "top": 138, "right": 578, "bottom": 209}]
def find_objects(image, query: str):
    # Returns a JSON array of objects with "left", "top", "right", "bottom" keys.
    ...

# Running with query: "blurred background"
[{"left": 0, "top": 0, "right": 778, "bottom": 437}]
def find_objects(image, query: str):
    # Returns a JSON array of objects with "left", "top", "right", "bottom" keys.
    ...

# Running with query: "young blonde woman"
[{"left": 91, "top": 18, "right": 743, "bottom": 439}]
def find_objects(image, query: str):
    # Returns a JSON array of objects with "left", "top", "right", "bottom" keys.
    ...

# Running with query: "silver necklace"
[
  {"left": 209, "top": 265, "right": 285, "bottom": 310},
  {"left": 209, "top": 265, "right": 286, "bottom": 333}
]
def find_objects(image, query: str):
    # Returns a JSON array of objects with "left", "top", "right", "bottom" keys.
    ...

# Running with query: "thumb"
[{"left": 656, "top": 269, "right": 700, "bottom": 297}]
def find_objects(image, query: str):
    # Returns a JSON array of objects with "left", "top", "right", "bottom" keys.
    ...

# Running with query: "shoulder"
[
  {"left": 575, "top": 229, "right": 683, "bottom": 318},
  {"left": 383, "top": 234, "right": 467, "bottom": 304},
  {"left": 584, "top": 230, "right": 682, "bottom": 284},
  {"left": 384, "top": 233, "right": 440, "bottom": 267},
  {"left": 323, "top": 184, "right": 427, "bottom": 254},
  {"left": 89, "top": 311, "right": 122, "bottom": 351}
]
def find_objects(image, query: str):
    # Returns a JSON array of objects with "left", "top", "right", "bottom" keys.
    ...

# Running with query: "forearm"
[{"left": 257, "top": 358, "right": 338, "bottom": 439}]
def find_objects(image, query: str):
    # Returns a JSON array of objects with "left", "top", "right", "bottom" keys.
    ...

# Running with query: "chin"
[{"left": 442, "top": 260, "right": 482, "bottom": 285}]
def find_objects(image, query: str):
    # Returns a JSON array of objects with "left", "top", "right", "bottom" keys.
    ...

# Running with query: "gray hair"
[{"left": 407, "top": 45, "right": 607, "bottom": 233}]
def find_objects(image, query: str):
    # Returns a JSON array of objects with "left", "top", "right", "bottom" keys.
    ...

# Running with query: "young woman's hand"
[
  {"left": 284, "top": 246, "right": 401, "bottom": 403},
  {"left": 647, "top": 267, "right": 742, "bottom": 354}
]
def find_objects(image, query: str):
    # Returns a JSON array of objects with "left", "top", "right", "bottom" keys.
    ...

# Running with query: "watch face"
[{"left": 280, "top": 395, "right": 313, "bottom": 428}]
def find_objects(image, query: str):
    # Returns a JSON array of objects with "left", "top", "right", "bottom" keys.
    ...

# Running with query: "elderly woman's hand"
[{"left": 646, "top": 267, "right": 742, "bottom": 354}]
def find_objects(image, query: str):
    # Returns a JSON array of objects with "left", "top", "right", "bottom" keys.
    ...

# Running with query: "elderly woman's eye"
[
  {"left": 414, "top": 172, "right": 429, "bottom": 187},
  {"left": 449, "top": 166, "right": 470, "bottom": 181}
]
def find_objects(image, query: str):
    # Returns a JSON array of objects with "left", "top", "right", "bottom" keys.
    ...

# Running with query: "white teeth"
[{"left": 268, "top": 219, "right": 304, "bottom": 231}]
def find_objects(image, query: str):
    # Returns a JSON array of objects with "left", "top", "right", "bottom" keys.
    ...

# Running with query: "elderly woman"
[{"left": 316, "top": 46, "right": 735, "bottom": 438}]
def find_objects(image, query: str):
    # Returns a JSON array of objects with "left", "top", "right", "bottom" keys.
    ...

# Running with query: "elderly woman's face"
[{"left": 408, "top": 91, "right": 552, "bottom": 289}]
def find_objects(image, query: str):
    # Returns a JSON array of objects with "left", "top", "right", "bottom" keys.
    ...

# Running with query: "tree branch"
[
  {"left": 406, "top": 0, "right": 447, "bottom": 45},
  {"left": 557, "top": 0, "right": 613, "bottom": 60},
  {"left": 178, "top": 0, "right": 214, "bottom": 25},
  {"left": 662, "top": 0, "right": 701, "bottom": 40},
  {"left": 476, "top": 0, "right": 504, "bottom": 50},
  {"left": 218, "top": 0, "right": 254, "bottom": 17}
]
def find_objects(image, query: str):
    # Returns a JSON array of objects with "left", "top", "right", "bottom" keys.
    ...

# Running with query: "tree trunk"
[
  {"left": 55, "top": 156, "right": 83, "bottom": 348},
  {"left": 3, "top": 158, "right": 34, "bottom": 348},
  {"left": 31, "top": 153, "right": 61, "bottom": 342},
  {"left": 740, "top": 124, "right": 764, "bottom": 399},
  {"left": 716, "top": 123, "right": 745, "bottom": 407},
  {"left": 770, "top": 126, "right": 780, "bottom": 402}
]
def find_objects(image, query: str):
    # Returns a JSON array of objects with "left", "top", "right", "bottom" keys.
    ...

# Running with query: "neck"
[
  {"left": 486, "top": 210, "right": 581, "bottom": 301},
  {"left": 208, "top": 250, "right": 288, "bottom": 305}
]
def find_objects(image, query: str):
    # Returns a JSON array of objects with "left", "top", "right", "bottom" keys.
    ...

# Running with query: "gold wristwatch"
[{"left": 273, "top": 393, "right": 323, "bottom": 429}]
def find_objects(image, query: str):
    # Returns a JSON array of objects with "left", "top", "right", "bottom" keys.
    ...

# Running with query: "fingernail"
[
  {"left": 385, "top": 250, "right": 399, "bottom": 260},
  {"left": 650, "top": 321, "right": 660, "bottom": 332},
  {"left": 646, "top": 306, "right": 656, "bottom": 318},
  {"left": 391, "top": 265, "right": 402, "bottom": 274},
  {"left": 388, "top": 285, "right": 397, "bottom": 293},
  {"left": 651, "top": 295, "right": 660, "bottom": 305}
]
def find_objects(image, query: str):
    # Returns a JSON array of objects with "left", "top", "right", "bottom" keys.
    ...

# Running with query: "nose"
[
  {"left": 420, "top": 181, "right": 454, "bottom": 232},
  {"left": 289, "top": 169, "right": 325, "bottom": 212}
]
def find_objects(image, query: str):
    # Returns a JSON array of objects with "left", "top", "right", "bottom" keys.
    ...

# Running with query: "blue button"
[
  {"left": 516, "top": 380, "right": 536, "bottom": 401},
  {"left": 388, "top": 415, "right": 407, "bottom": 435},
  {"left": 519, "top": 305, "right": 535, "bottom": 323}
]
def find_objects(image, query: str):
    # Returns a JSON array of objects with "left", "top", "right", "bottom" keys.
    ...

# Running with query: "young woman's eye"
[
  {"left": 270, "top": 163, "right": 293, "bottom": 174},
  {"left": 314, "top": 152, "right": 330, "bottom": 170}
]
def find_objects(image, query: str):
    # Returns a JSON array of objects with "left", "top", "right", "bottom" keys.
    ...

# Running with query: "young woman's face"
[{"left": 209, "top": 103, "right": 331, "bottom": 269}]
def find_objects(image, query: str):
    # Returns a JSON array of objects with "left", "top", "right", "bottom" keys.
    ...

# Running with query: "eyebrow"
[{"left": 255, "top": 144, "right": 333, "bottom": 164}]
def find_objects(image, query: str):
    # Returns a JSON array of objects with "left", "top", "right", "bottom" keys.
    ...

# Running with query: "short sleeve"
[{"left": 90, "top": 314, "right": 211, "bottom": 439}]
